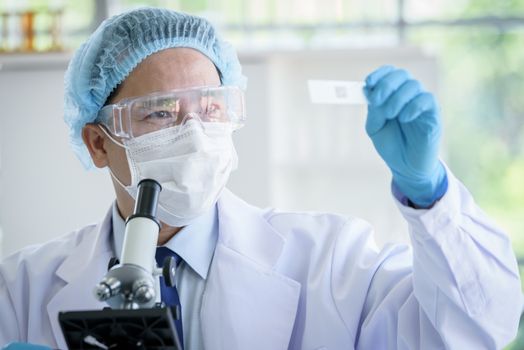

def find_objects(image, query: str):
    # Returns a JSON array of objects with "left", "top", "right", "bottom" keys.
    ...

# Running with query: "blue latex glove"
[
  {"left": 2, "top": 343, "right": 51, "bottom": 350},
  {"left": 363, "top": 65, "right": 447, "bottom": 208}
]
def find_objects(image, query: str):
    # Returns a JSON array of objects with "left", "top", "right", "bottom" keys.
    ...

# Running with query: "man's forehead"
[
  {"left": 114, "top": 48, "right": 221, "bottom": 101},
  {"left": 134, "top": 48, "right": 217, "bottom": 75}
]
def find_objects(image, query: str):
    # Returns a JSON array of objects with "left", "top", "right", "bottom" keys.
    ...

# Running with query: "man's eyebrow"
[{"left": 105, "top": 84, "right": 123, "bottom": 106}]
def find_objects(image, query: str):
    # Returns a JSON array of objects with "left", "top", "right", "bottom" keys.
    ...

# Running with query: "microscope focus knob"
[
  {"left": 162, "top": 256, "right": 177, "bottom": 288},
  {"left": 133, "top": 279, "right": 155, "bottom": 304},
  {"left": 94, "top": 277, "right": 121, "bottom": 302}
]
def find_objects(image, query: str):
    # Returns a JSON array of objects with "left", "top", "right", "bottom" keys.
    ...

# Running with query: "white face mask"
[{"left": 106, "top": 120, "right": 238, "bottom": 227}]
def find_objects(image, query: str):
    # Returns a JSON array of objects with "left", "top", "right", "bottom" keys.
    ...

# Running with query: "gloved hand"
[
  {"left": 363, "top": 65, "right": 447, "bottom": 208},
  {"left": 1, "top": 343, "right": 51, "bottom": 350}
]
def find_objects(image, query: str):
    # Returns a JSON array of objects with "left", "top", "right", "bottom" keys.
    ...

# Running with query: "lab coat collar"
[
  {"left": 55, "top": 207, "right": 113, "bottom": 283},
  {"left": 47, "top": 207, "right": 114, "bottom": 349},
  {"left": 216, "top": 188, "right": 285, "bottom": 268},
  {"left": 200, "top": 189, "right": 301, "bottom": 349}
]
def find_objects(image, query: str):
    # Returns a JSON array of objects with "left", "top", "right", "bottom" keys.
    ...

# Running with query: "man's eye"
[
  {"left": 146, "top": 110, "right": 176, "bottom": 120},
  {"left": 205, "top": 103, "right": 227, "bottom": 121}
]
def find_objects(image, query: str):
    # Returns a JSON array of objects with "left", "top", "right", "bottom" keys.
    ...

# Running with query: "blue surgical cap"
[{"left": 64, "top": 7, "right": 247, "bottom": 169}]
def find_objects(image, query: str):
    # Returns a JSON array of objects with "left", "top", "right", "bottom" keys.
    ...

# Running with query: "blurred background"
[{"left": 0, "top": 0, "right": 522, "bottom": 347}]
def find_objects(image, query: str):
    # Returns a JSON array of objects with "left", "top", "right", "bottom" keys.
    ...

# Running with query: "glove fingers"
[
  {"left": 381, "top": 80, "right": 422, "bottom": 121},
  {"left": 363, "top": 65, "right": 395, "bottom": 100},
  {"left": 365, "top": 65, "right": 396, "bottom": 88},
  {"left": 365, "top": 71, "right": 416, "bottom": 136},
  {"left": 397, "top": 92, "right": 437, "bottom": 123},
  {"left": 366, "top": 69, "right": 412, "bottom": 106},
  {"left": 365, "top": 107, "right": 386, "bottom": 136}
]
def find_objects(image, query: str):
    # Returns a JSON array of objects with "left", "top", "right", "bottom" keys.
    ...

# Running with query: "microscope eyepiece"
[{"left": 132, "top": 179, "right": 162, "bottom": 219}]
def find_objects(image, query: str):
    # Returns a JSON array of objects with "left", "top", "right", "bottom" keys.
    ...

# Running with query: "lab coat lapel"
[
  {"left": 46, "top": 207, "right": 113, "bottom": 349},
  {"left": 201, "top": 189, "right": 301, "bottom": 350}
]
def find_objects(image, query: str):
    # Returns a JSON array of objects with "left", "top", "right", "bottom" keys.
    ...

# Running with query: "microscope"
[{"left": 58, "top": 179, "right": 182, "bottom": 350}]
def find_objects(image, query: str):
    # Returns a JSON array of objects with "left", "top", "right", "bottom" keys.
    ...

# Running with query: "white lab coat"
[{"left": 0, "top": 172, "right": 522, "bottom": 349}]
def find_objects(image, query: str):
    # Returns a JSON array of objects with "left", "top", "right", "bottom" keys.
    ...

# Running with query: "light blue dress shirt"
[{"left": 111, "top": 202, "right": 219, "bottom": 350}]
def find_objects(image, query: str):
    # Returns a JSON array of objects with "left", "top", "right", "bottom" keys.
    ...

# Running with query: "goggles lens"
[{"left": 97, "top": 85, "right": 245, "bottom": 138}]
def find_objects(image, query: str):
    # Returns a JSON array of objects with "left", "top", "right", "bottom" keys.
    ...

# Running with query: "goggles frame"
[{"left": 96, "top": 85, "right": 245, "bottom": 139}]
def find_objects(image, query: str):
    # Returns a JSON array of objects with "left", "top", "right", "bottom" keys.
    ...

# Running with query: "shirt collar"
[{"left": 111, "top": 202, "right": 218, "bottom": 279}]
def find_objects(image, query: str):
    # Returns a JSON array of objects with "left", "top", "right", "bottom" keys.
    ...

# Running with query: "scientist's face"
[
  {"left": 104, "top": 47, "right": 221, "bottom": 185},
  {"left": 83, "top": 47, "right": 221, "bottom": 219}
]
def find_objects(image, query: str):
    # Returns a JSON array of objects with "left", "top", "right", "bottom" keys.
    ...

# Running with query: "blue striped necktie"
[{"left": 155, "top": 246, "right": 184, "bottom": 349}]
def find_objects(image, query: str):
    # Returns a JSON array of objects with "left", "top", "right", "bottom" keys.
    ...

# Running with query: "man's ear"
[{"left": 82, "top": 124, "right": 109, "bottom": 168}]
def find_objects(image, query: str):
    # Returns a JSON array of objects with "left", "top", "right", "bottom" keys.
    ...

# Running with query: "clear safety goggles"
[{"left": 96, "top": 85, "right": 245, "bottom": 139}]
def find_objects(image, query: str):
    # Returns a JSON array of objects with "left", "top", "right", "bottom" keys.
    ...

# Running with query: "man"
[{"left": 0, "top": 7, "right": 522, "bottom": 350}]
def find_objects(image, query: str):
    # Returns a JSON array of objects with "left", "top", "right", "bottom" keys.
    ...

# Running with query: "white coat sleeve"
[
  {"left": 351, "top": 170, "right": 522, "bottom": 349},
  {"left": 0, "top": 269, "right": 21, "bottom": 344}
]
